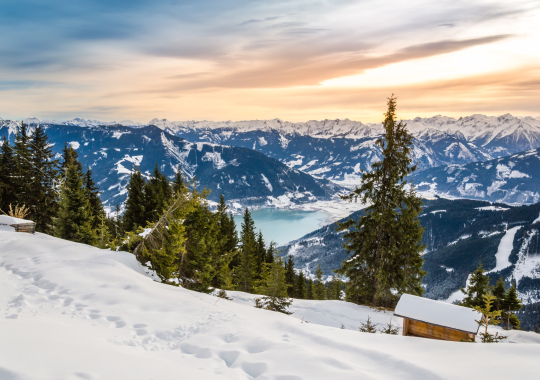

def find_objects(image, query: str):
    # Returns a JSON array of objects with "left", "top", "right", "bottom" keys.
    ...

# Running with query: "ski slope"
[{"left": 1, "top": 231, "right": 539, "bottom": 380}]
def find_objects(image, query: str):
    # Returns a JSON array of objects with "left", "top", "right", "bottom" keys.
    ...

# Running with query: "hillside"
[
  {"left": 0, "top": 123, "right": 339, "bottom": 210},
  {"left": 279, "top": 198, "right": 540, "bottom": 329},
  {"left": 414, "top": 147, "right": 540, "bottom": 204},
  {"left": 4, "top": 114, "right": 540, "bottom": 191},
  {"left": 1, "top": 229, "right": 539, "bottom": 379}
]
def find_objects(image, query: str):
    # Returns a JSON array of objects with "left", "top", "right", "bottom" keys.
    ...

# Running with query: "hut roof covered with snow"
[
  {"left": 395, "top": 294, "right": 481, "bottom": 339},
  {"left": 0, "top": 215, "right": 35, "bottom": 233}
]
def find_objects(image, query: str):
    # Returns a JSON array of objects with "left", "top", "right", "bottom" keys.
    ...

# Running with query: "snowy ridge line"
[{"left": 2, "top": 112, "right": 540, "bottom": 141}]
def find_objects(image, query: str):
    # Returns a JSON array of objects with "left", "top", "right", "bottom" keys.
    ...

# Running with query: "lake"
[{"left": 233, "top": 208, "right": 330, "bottom": 246}]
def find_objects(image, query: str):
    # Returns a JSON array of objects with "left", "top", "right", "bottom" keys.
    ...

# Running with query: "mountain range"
[
  {"left": 278, "top": 197, "right": 540, "bottom": 330},
  {"left": 0, "top": 123, "right": 339, "bottom": 210}
]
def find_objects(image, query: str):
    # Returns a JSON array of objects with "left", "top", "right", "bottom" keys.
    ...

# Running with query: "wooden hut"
[
  {"left": 0, "top": 215, "right": 36, "bottom": 234},
  {"left": 394, "top": 294, "right": 480, "bottom": 342}
]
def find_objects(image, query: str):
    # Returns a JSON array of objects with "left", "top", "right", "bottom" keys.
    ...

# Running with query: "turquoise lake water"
[{"left": 233, "top": 208, "right": 330, "bottom": 246}]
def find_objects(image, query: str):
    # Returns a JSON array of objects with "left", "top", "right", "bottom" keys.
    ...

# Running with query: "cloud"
[
  {"left": 0, "top": 0, "right": 538, "bottom": 122},
  {"left": 156, "top": 34, "right": 515, "bottom": 90}
]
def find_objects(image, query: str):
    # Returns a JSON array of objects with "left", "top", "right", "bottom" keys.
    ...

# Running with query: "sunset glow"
[{"left": 1, "top": 0, "right": 539, "bottom": 122}]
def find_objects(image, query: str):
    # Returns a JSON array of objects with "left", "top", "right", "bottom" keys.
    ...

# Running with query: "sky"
[{"left": 0, "top": 0, "right": 539, "bottom": 123}]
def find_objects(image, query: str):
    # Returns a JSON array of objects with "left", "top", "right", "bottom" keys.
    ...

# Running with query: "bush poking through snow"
[
  {"left": 359, "top": 316, "right": 378, "bottom": 333},
  {"left": 216, "top": 289, "right": 232, "bottom": 301},
  {"left": 379, "top": 319, "right": 400, "bottom": 335}
]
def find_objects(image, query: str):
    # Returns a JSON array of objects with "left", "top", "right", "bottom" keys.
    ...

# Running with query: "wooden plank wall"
[
  {"left": 404, "top": 318, "right": 474, "bottom": 342},
  {"left": 12, "top": 223, "right": 35, "bottom": 234}
]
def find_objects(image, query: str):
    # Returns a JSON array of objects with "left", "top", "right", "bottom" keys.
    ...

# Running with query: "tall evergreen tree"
[
  {"left": 83, "top": 167, "right": 104, "bottom": 230},
  {"left": 327, "top": 275, "right": 343, "bottom": 300},
  {"left": 123, "top": 167, "right": 147, "bottom": 232},
  {"left": 181, "top": 202, "right": 224, "bottom": 292},
  {"left": 172, "top": 165, "right": 185, "bottom": 194},
  {"left": 27, "top": 126, "right": 58, "bottom": 232},
  {"left": 492, "top": 277, "right": 506, "bottom": 312},
  {"left": 336, "top": 95, "right": 425, "bottom": 307},
  {"left": 265, "top": 242, "right": 276, "bottom": 264},
  {"left": 285, "top": 255, "right": 296, "bottom": 297},
  {"left": 13, "top": 122, "right": 32, "bottom": 206},
  {"left": 313, "top": 263, "right": 326, "bottom": 300},
  {"left": 295, "top": 270, "right": 306, "bottom": 299},
  {"left": 306, "top": 278, "right": 314, "bottom": 300},
  {"left": 60, "top": 142, "right": 82, "bottom": 174},
  {"left": 255, "top": 254, "right": 293, "bottom": 315},
  {"left": 459, "top": 263, "right": 490, "bottom": 309},
  {"left": 256, "top": 231, "right": 266, "bottom": 278},
  {"left": 502, "top": 284, "right": 522, "bottom": 330},
  {"left": 235, "top": 208, "right": 257, "bottom": 292},
  {"left": 0, "top": 136, "right": 17, "bottom": 212},
  {"left": 54, "top": 163, "right": 96, "bottom": 245},
  {"left": 144, "top": 164, "right": 172, "bottom": 223}
]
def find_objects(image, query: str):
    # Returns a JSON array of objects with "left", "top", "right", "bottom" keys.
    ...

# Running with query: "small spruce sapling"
[
  {"left": 379, "top": 319, "right": 399, "bottom": 335},
  {"left": 359, "top": 316, "right": 378, "bottom": 333},
  {"left": 472, "top": 291, "right": 507, "bottom": 343}
]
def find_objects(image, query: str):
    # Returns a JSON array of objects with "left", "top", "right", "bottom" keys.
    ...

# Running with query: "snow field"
[{"left": 1, "top": 231, "right": 540, "bottom": 379}]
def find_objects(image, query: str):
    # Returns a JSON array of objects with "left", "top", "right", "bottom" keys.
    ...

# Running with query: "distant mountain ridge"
[
  {"left": 0, "top": 123, "right": 339, "bottom": 210},
  {"left": 278, "top": 198, "right": 540, "bottom": 329},
  {"left": 4, "top": 113, "right": 540, "bottom": 203},
  {"left": 414, "top": 147, "right": 540, "bottom": 204}
]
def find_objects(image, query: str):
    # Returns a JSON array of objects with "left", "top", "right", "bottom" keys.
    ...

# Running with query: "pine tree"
[
  {"left": 54, "top": 163, "right": 96, "bottom": 245},
  {"left": 327, "top": 275, "right": 343, "bottom": 300},
  {"left": 235, "top": 207, "right": 257, "bottom": 293},
  {"left": 502, "top": 284, "right": 522, "bottom": 330},
  {"left": 27, "top": 126, "right": 59, "bottom": 233},
  {"left": 181, "top": 202, "right": 223, "bottom": 292},
  {"left": 59, "top": 143, "right": 82, "bottom": 175},
  {"left": 123, "top": 167, "right": 147, "bottom": 232},
  {"left": 255, "top": 254, "right": 293, "bottom": 315},
  {"left": 172, "top": 165, "right": 185, "bottom": 194},
  {"left": 0, "top": 136, "right": 17, "bottom": 212},
  {"left": 265, "top": 241, "right": 276, "bottom": 264},
  {"left": 492, "top": 277, "right": 506, "bottom": 312},
  {"left": 256, "top": 231, "right": 266, "bottom": 278},
  {"left": 295, "top": 270, "right": 306, "bottom": 299},
  {"left": 129, "top": 179, "right": 200, "bottom": 284},
  {"left": 336, "top": 95, "right": 425, "bottom": 307},
  {"left": 285, "top": 255, "right": 296, "bottom": 297},
  {"left": 83, "top": 167, "right": 104, "bottom": 230},
  {"left": 144, "top": 164, "right": 172, "bottom": 223},
  {"left": 306, "top": 278, "right": 314, "bottom": 300},
  {"left": 459, "top": 263, "right": 490, "bottom": 309},
  {"left": 358, "top": 316, "right": 378, "bottom": 333},
  {"left": 472, "top": 291, "right": 507, "bottom": 343},
  {"left": 215, "top": 194, "right": 238, "bottom": 289},
  {"left": 313, "top": 263, "right": 326, "bottom": 300},
  {"left": 96, "top": 214, "right": 112, "bottom": 249},
  {"left": 13, "top": 122, "right": 32, "bottom": 207}
]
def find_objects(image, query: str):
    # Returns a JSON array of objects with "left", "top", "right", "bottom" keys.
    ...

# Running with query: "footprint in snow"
[{"left": 5, "top": 314, "right": 18, "bottom": 319}]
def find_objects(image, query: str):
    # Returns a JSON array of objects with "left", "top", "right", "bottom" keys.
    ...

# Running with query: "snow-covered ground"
[{"left": 1, "top": 231, "right": 540, "bottom": 380}]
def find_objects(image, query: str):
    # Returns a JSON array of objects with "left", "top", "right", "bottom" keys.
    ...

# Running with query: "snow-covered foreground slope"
[{"left": 1, "top": 232, "right": 540, "bottom": 380}]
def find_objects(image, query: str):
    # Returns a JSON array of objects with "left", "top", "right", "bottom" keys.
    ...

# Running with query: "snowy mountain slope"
[
  {"left": 147, "top": 114, "right": 540, "bottom": 186},
  {"left": 0, "top": 124, "right": 339, "bottom": 210},
  {"left": 147, "top": 119, "right": 495, "bottom": 187},
  {"left": 413, "top": 147, "right": 540, "bottom": 204},
  {"left": 1, "top": 231, "right": 540, "bottom": 380},
  {"left": 278, "top": 198, "right": 540, "bottom": 330},
  {"left": 5, "top": 113, "right": 540, "bottom": 191}
]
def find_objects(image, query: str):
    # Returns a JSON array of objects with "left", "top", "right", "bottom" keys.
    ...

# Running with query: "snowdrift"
[{"left": 1, "top": 231, "right": 539, "bottom": 380}]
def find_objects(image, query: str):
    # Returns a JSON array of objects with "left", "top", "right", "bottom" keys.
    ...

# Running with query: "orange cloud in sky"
[{"left": 0, "top": 0, "right": 538, "bottom": 123}]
